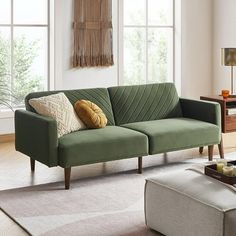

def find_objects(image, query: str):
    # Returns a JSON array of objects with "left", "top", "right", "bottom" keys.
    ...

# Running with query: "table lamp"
[{"left": 221, "top": 48, "right": 236, "bottom": 95}]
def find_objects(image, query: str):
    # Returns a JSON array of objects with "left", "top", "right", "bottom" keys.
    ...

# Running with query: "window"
[
  {"left": 0, "top": 0, "right": 50, "bottom": 108},
  {"left": 119, "top": 0, "right": 174, "bottom": 85}
]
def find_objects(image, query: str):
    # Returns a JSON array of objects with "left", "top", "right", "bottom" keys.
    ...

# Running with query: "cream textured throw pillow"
[{"left": 29, "top": 93, "right": 85, "bottom": 137}]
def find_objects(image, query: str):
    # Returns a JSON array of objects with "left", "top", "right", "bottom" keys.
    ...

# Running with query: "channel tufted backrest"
[
  {"left": 108, "top": 83, "right": 182, "bottom": 125},
  {"left": 25, "top": 88, "right": 115, "bottom": 126}
]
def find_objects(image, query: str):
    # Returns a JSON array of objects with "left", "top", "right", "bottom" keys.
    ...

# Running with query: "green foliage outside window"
[{"left": 0, "top": 33, "right": 43, "bottom": 110}]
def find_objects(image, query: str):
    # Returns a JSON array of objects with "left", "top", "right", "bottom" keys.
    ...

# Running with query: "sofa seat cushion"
[
  {"left": 58, "top": 126, "right": 148, "bottom": 167},
  {"left": 122, "top": 118, "right": 221, "bottom": 155}
]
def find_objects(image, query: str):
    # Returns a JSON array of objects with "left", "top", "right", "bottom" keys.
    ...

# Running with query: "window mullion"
[
  {"left": 121, "top": 0, "right": 175, "bottom": 86},
  {"left": 0, "top": 0, "right": 50, "bottom": 110}
]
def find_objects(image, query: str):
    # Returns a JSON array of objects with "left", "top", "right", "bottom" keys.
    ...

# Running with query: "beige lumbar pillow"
[{"left": 29, "top": 93, "right": 85, "bottom": 137}]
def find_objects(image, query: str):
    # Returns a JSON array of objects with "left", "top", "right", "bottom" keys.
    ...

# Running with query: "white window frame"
[
  {"left": 118, "top": 0, "right": 180, "bottom": 88},
  {"left": 0, "top": 0, "right": 54, "bottom": 118}
]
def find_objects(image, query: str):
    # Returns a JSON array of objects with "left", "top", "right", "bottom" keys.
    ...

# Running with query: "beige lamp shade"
[{"left": 221, "top": 48, "right": 236, "bottom": 66}]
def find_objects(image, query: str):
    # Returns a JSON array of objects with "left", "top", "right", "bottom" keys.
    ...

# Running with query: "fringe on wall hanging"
[{"left": 73, "top": 0, "right": 114, "bottom": 68}]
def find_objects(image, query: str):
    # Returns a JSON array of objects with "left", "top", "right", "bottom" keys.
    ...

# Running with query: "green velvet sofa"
[{"left": 15, "top": 83, "right": 223, "bottom": 189}]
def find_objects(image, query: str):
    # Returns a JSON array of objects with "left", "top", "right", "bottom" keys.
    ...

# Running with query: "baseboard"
[{"left": 0, "top": 134, "right": 15, "bottom": 143}]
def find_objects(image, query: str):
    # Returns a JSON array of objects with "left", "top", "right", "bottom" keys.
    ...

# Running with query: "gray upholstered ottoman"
[{"left": 145, "top": 170, "right": 236, "bottom": 236}]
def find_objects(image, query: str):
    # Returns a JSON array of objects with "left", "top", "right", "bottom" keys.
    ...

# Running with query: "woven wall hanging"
[{"left": 73, "top": 0, "right": 114, "bottom": 68}]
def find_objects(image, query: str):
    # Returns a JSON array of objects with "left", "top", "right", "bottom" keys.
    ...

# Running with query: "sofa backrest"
[
  {"left": 25, "top": 88, "right": 116, "bottom": 126},
  {"left": 108, "top": 83, "right": 182, "bottom": 125}
]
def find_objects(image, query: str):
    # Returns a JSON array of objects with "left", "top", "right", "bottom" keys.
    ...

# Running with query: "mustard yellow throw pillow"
[{"left": 74, "top": 100, "right": 107, "bottom": 129}]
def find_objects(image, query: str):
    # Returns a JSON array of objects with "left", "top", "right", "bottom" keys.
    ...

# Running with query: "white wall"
[
  {"left": 181, "top": 0, "right": 213, "bottom": 99},
  {"left": 0, "top": 116, "right": 14, "bottom": 134},
  {"left": 213, "top": 0, "right": 236, "bottom": 94},
  {"left": 0, "top": 0, "right": 214, "bottom": 134}
]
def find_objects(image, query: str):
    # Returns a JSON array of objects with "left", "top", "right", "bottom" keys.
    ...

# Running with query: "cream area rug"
[{"left": 1, "top": 154, "right": 235, "bottom": 236}]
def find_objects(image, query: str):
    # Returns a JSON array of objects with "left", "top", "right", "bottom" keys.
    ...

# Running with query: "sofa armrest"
[
  {"left": 180, "top": 98, "right": 221, "bottom": 128},
  {"left": 15, "top": 110, "right": 58, "bottom": 167}
]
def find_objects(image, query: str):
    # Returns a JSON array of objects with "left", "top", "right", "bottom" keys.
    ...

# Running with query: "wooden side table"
[
  {"left": 200, "top": 95, "right": 236, "bottom": 133},
  {"left": 199, "top": 95, "right": 236, "bottom": 159}
]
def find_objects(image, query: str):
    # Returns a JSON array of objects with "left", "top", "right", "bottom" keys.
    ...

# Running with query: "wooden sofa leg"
[
  {"left": 64, "top": 167, "right": 71, "bottom": 190},
  {"left": 208, "top": 145, "right": 214, "bottom": 161},
  {"left": 218, "top": 136, "right": 224, "bottom": 159},
  {"left": 199, "top": 147, "right": 204, "bottom": 154},
  {"left": 138, "top": 157, "right": 143, "bottom": 174},
  {"left": 30, "top": 158, "right": 35, "bottom": 172}
]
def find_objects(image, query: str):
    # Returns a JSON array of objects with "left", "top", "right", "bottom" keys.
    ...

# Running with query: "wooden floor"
[{"left": 1, "top": 133, "right": 236, "bottom": 235}]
